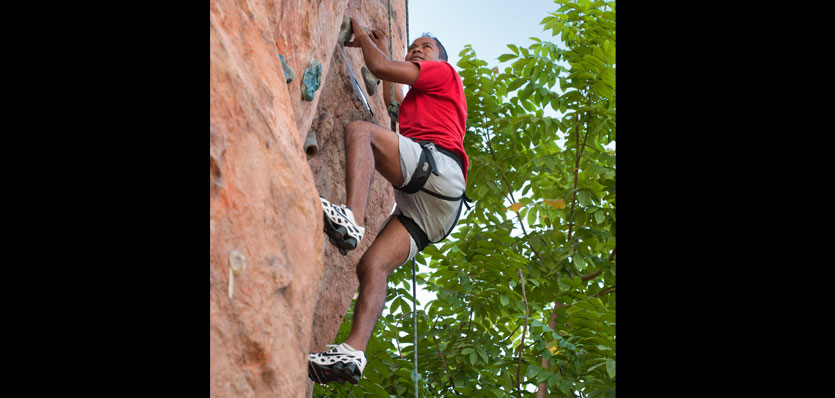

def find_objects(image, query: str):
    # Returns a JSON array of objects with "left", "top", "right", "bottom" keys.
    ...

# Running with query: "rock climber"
[{"left": 309, "top": 17, "right": 470, "bottom": 385}]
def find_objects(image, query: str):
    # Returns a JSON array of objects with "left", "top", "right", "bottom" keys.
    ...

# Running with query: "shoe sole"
[
  {"left": 307, "top": 360, "right": 362, "bottom": 385},
  {"left": 322, "top": 212, "right": 358, "bottom": 256}
]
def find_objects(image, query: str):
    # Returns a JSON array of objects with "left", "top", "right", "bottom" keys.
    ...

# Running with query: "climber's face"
[{"left": 406, "top": 37, "right": 441, "bottom": 62}]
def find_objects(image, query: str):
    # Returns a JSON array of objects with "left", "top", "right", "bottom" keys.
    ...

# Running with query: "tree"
[{"left": 314, "top": 1, "right": 615, "bottom": 396}]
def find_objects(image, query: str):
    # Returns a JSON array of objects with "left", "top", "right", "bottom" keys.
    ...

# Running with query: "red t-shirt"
[{"left": 399, "top": 60, "right": 469, "bottom": 182}]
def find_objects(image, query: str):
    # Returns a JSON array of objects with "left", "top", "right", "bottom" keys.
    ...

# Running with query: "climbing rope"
[
  {"left": 392, "top": 2, "right": 417, "bottom": 394},
  {"left": 386, "top": 0, "right": 397, "bottom": 132},
  {"left": 386, "top": 2, "right": 416, "bottom": 395},
  {"left": 412, "top": 257, "right": 418, "bottom": 398}
]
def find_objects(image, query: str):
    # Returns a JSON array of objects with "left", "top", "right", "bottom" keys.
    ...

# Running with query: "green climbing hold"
[
  {"left": 388, "top": 101, "right": 400, "bottom": 121},
  {"left": 301, "top": 60, "right": 322, "bottom": 101},
  {"left": 278, "top": 53, "right": 294, "bottom": 84}
]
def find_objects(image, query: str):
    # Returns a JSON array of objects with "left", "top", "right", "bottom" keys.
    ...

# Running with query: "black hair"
[{"left": 418, "top": 32, "right": 448, "bottom": 61}]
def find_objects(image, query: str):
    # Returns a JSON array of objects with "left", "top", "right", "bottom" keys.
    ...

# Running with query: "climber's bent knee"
[{"left": 344, "top": 120, "right": 403, "bottom": 187}]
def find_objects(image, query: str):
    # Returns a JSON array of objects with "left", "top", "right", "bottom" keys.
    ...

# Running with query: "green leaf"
[
  {"left": 578, "top": 190, "right": 591, "bottom": 207},
  {"left": 500, "top": 294, "right": 509, "bottom": 307},
  {"left": 526, "top": 365, "right": 541, "bottom": 379},
  {"left": 548, "top": 373, "right": 561, "bottom": 387},
  {"left": 507, "top": 78, "right": 526, "bottom": 92},
  {"left": 477, "top": 348, "right": 489, "bottom": 364},
  {"left": 573, "top": 255, "right": 587, "bottom": 271},
  {"left": 498, "top": 53, "right": 517, "bottom": 63},
  {"left": 559, "top": 379, "right": 572, "bottom": 394},
  {"left": 476, "top": 183, "right": 489, "bottom": 198},
  {"left": 594, "top": 210, "right": 605, "bottom": 224},
  {"left": 606, "top": 358, "right": 616, "bottom": 378},
  {"left": 587, "top": 362, "right": 607, "bottom": 373},
  {"left": 536, "top": 368, "right": 552, "bottom": 383},
  {"left": 526, "top": 205, "right": 538, "bottom": 226}
]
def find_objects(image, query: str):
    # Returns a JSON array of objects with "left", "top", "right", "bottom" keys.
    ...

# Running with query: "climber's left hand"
[{"left": 369, "top": 29, "right": 390, "bottom": 57}]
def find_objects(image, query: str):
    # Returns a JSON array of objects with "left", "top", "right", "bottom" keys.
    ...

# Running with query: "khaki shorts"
[{"left": 381, "top": 134, "right": 466, "bottom": 266}]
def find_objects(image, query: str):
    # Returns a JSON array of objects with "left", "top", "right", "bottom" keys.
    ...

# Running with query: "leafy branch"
[
  {"left": 431, "top": 318, "right": 460, "bottom": 395},
  {"left": 515, "top": 269, "right": 530, "bottom": 398}
]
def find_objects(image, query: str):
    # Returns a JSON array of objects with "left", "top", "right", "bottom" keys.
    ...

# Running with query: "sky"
[{"left": 405, "top": 0, "right": 562, "bottom": 70}]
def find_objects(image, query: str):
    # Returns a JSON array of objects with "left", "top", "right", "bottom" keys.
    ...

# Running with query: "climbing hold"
[
  {"left": 278, "top": 53, "right": 294, "bottom": 84},
  {"left": 228, "top": 250, "right": 246, "bottom": 299},
  {"left": 301, "top": 60, "right": 322, "bottom": 101},
  {"left": 337, "top": 15, "right": 353, "bottom": 46},
  {"left": 360, "top": 66, "right": 380, "bottom": 96},
  {"left": 304, "top": 130, "right": 318, "bottom": 160},
  {"left": 229, "top": 250, "right": 246, "bottom": 277},
  {"left": 388, "top": 100, "right": 401, "bottom": 122}
]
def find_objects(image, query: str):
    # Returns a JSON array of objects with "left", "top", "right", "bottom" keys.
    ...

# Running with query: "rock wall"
[{"left": 209, "top": 0, "right": 407, "bottom": 397}]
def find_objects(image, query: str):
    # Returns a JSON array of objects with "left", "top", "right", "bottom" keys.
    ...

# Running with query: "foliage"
[{"left": 314, "top": 0, "right": 615, "bottom": 396}]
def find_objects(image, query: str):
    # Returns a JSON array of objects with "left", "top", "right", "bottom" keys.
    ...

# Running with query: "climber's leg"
[
  {"left": 343, "top": 120, "right": 404, "bottom": 226},
  {"left": 343, "top": 216, "right": 411, "bottom": 352}
]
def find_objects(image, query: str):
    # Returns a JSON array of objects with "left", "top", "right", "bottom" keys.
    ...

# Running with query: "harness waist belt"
[{"left": 421, "top": 141, "right": 464, "bottom": 174}]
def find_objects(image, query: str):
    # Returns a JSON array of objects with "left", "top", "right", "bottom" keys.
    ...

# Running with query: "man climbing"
[{"left": 309, "top": 17, "right": 470, "bottom": 385}]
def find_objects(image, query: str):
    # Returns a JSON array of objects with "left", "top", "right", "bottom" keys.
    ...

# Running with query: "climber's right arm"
[
  {"left": 344, "top": 18, "right": 419, "bottom": 86},
  {"left": 365, "top": 29, "right": 405, "bottom": 105}
]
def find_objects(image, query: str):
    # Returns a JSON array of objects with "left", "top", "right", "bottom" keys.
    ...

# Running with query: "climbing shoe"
[
  {"left": 320, "top": 197, "right": 364, "bottom": 255},
  {"left": 308, "top": 343, "right": 367, "bottom": 385}
]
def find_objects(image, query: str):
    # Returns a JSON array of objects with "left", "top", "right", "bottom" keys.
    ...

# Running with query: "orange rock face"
[{"left": 210, "top": 0, "right": 407, "bottom": 396}]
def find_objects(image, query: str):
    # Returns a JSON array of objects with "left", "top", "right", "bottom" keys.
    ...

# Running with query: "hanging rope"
[
  {"left": 386, "top": 0, "right": 398, "bottom": 132},
  {"left": 412, "top": 257, "right": 418, "bottom": 398},
  {"left": 387, "top": 2, "right": 416, "bottom": 396}
]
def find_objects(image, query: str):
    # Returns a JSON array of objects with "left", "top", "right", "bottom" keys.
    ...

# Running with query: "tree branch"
[
  {"left": 501, "top": 324, "right": 522, "bottom": 346},
  {"left": 579, "top": 247, "right": 615, "bottom": 282},
  {"left": 514, "top": 213, "right": 545, "bottom": 264},
  {"left": 591, "top": 285, "right": 615, "bottom": 298},
  {"left": 484, "top": 128, "right": 517, "bottom": 206},
  {"left": 392, "top": 310, "right": 421, "bottom": 358},
  {"left": 579, "top": 269, "right": 603, "bottom": 282},
  {"left": 516, "top": 270, "right": 530, "bottom": 398},
  {"left": 431, "top": 318, "right": 460, "bottom": 395}
]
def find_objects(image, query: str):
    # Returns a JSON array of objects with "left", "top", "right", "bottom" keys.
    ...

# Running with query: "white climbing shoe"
[
  {"left": 308, "top": 343, "right": 367, "bottom": 385},
  {"left": 320, "top": 197, "right": 365, "bottom": 255}
]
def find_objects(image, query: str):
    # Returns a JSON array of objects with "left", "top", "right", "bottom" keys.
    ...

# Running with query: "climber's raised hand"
[
  {"left": 343, "top": 18, "right": 367, "bottom": 48},
  {"left": 345, "top": 17, "right": 418, "bottom": 86}
]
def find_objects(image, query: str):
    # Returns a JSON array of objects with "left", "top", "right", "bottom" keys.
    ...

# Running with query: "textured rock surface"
[{"left": 210, "top": 0, "right": 407, "bottom": 397}]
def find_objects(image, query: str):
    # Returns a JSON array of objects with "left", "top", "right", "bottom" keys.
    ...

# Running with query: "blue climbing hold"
[{"left": 301, "top": 60, "right": 322, "bottom": 101}]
